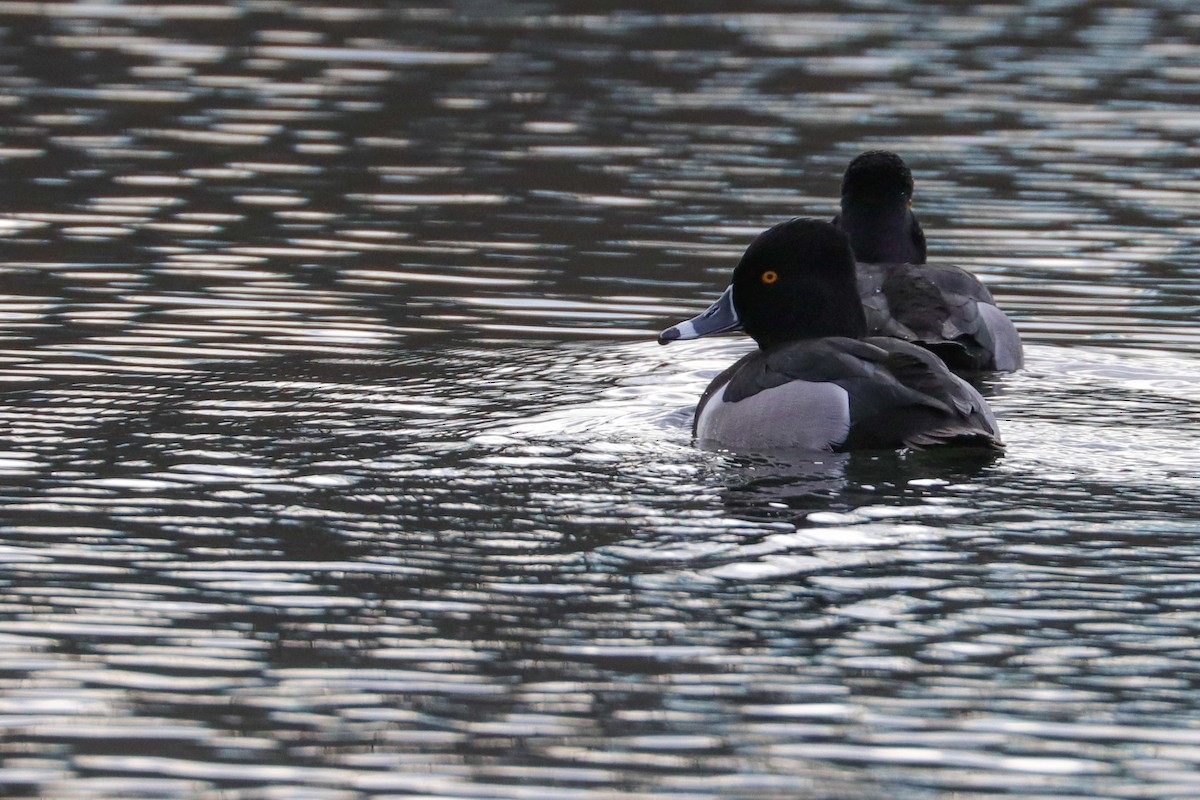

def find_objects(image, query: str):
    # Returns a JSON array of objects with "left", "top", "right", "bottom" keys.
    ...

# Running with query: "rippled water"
[{"left": 0, "top": 2, "right": 1198, "bottom": 798}]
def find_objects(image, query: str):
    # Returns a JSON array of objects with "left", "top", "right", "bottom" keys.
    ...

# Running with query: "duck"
[
  {"left": 658, "top": 218, "right": 1003, "bottom": 453},
  {"left": 833, "top": 150, "right": 1023, "bottom": 372}
]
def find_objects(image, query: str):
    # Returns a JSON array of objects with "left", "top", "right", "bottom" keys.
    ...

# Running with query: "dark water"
[{"left": 0, "top": 2, "right": 1198, "bottom": 798}]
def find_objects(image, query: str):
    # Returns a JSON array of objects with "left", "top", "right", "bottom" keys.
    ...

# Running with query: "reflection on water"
[{"left": 0, "top": 1, "right": 1199, "bottom": 798}]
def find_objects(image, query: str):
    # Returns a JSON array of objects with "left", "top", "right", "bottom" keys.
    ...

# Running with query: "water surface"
[{"left": 0, "top": 2, "right": 1198, "bottom": 798}]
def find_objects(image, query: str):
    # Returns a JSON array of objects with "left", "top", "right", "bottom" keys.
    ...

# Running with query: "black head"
[
  {"left": 732, "top": 218, "right": 867, "bottom": 351},
  {"left": 840, "top": 150, "right": 914, "bottom": 207}
]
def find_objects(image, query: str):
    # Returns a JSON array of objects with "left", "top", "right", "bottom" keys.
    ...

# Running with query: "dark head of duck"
[{"left": 731, "top": 218, "right": 867, "bottom": 350}]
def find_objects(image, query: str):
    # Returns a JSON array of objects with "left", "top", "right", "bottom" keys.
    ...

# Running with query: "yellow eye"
[{"left": 761, "top": 270, "right": 778, "bottom": 285}]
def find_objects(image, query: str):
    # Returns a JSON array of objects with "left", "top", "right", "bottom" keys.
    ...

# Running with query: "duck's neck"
[{"left": 839, "top": 204, "right": 922, "bottom": 264}]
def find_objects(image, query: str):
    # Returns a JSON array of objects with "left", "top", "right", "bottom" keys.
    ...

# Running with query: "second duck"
[{"left": 833, "top": 150, "right": 1023, "bottom": 372}]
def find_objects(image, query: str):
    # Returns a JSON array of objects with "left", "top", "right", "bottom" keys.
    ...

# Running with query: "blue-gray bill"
[{"left": 658, "top": 285, "right": 742, "bottom": 344}]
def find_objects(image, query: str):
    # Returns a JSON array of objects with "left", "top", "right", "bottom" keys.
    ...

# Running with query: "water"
[{"left": 0, "top": 1, "right": 1198, "bottom": 798}]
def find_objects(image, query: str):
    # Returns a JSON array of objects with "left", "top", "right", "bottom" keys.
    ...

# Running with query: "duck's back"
[
  {"left": 842, "top": 335, "right": 1001, "bottom": 449},
  {"left": 857, "top": 262, "right": 1023, "bottom": 372}
]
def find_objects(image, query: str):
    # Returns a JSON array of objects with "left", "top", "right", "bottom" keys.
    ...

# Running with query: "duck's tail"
[{"left": 903, "top": 427, "right": 1005, "bottom": 452}]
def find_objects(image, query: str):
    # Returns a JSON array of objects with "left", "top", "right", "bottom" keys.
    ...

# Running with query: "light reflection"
[{"left": 253, "top": 45, "right": 491, "bottom": 65}]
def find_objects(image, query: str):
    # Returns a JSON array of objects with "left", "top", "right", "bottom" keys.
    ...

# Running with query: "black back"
[{"left": 857, "top": 261, "right": 1008, "bottom": 371}]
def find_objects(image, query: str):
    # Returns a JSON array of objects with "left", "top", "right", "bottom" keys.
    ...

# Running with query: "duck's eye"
[{"left": 761, "top": 270, "right": 778, "bottom": 285}]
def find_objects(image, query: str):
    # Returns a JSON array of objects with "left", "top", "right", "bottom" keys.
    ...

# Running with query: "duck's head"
[
  {"left": 659, "top": 218, "right": 867, "bottom": 351},
  {"left": 835, "top": 150, "right": 925, "bottom": 264},
  {"left": 840, "top": 150, "right": 914, "bottom": 209}
]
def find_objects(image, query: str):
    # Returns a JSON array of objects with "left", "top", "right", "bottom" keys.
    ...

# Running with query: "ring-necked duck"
[
  {"left": 833, "top": 150, "right": 1023, "bottom": 372},
  {"left": 659, "top": 219, "right": 1003, "bottom": 453}
]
